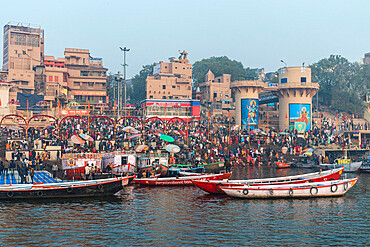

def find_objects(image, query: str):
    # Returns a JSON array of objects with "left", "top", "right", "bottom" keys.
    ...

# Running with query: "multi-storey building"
[
  {"left": 43, "top": 56, "right": 69, "bottom": 103},
  {"left": 199, "top": 70, "right": 233, "bottom": 116},
  {"left": 64, "top": 48, "right": 108, "bottom": 105},
  {"left": 2, "top": 22, "right": 44, "bottom": 94},
  {"left": 146, "top": 51, "right": 192, "bottom": 100}
]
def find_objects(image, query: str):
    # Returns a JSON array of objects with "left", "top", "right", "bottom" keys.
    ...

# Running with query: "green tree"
[
  {"left": 311, "top": 55, "right": 367, "bottom": 114},
  {"left": 130, "top": 63, "right": 155, "bottom": 104},
  {"left": 192, "top": 56, "right": 257, "bottom": 87}
]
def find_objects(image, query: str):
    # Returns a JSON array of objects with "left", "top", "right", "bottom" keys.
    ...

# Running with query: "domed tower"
[{"left": 276, "top": 66, "right": 319, "bottom": 132}]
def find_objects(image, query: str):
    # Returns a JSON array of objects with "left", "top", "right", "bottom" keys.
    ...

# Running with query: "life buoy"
[
  {"left": 98, "top": 184, "right": 104, "bottom": 191},
  {"left": 216, "top": 183, "right": 223, "bottom": 192},
  {"left": 67, "top": 187, "right": 73, "bottom": 193},
  {"left": 310, "top": 187, "right": 318, "bottom": 196},
  {"left": 269, "top": 188, "right": 274, "bottom": 195},
  {"left": 67, "top": 158, "right": 75, "bottom": 167},
  {"left": 242, "top": 189, "right": 249, "bottom": 195},
  {"left": 331, "top": 184, "right": 338, "bottom": 193},
  {"left": 343, "top": 182, "right": 348, "bottom": 191},
  {"left": 7, "top": 191, "right": 14, "bottom": 198},
  {"left": 37, "top": 191, "right": 43, "bottom": 197},
  {"left": 288, "top": 188, "right": 294, "bottom": 196}
]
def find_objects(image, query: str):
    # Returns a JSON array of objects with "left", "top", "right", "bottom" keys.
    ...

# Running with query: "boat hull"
[
  {"left": 320, "top": 161, "right": 362, "bottom": 172},
  {"left": 222, "top": 177, "right": 358, "bottom": 199},
  {"left": 134, "top": 173, "right": 231, "bottom": 186},
  {"left": 192, "top": 167, "right": 344, "bottom": 194},
  {"left": 275, "top": 162, "right": 291, "bottom": 169},
  {"left": 0, "top": 176, "right": 134, "bottom": 200}
]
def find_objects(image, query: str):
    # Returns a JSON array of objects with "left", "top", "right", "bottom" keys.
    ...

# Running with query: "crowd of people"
[{"left": 0, "top": 111, "right": 369, "bottom": 182}]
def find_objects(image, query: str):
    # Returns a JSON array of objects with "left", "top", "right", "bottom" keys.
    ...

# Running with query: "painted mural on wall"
[
  {"left": 289, "top": 104, "right": 311, "bottom": 132},
  {"left": 241, "top": 99, "right": 258, "bottom": 129}
]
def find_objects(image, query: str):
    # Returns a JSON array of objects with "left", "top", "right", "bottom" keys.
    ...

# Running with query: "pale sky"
[{"left": 0, "top": 0, "right": 369, "bottom": 78}]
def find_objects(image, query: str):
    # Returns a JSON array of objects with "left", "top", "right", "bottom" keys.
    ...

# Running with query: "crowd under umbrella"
[
  {"left": 135, "top": 144, "right": 149, "bottom": 153},
  {"left": 79, "top": 133, "right": 94, "bottom": 142},
  {"left": 71, "top": 134, "right": 86, "bottom": 145},
  {"left": 36, "top": 100, "right": 50, "bottom": 107},
  {"left": 8, "top": 100, "right": 20, "bottom": 106},
  {"left": 67, "top": 102, "right": 81, "bottom": 108},
  {"left": 123, "top": 126, "right": 139, "bottom": 134},
  {"left": 165, "top": 144, "right": 181, "bottom": 153},
  {"left": 128, "top": 133, "right": 142, "bottom": 140},
  {"left": 123, "top": 104, "right": 136, "bottom": 109},
  {"left": 160, "top": 135, "right": 175, "bottom": 143}
]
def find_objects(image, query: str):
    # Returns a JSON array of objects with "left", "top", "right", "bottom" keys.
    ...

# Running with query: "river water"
[{"left": 0, "top": 167, "right": 368, "bottom": 246}]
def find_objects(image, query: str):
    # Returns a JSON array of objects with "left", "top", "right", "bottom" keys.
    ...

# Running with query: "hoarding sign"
[
  {"left": 241, "top": 99, "right": 258, "bottom": 129},
  {"left": 59, "top": 109, "right": 89, "bottom": 115},
  {"left": 289, "top": 104, "right": 311, "bottom": 132}
]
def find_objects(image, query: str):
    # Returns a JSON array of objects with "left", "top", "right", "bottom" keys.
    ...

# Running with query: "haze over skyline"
[{"left": 1, "top": 0, "right": 369, "bottom": 78}]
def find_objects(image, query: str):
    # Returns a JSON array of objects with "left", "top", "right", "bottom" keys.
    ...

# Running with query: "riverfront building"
[
  {"left": 2, "top": 22, "right": 44, "bottom": 95},
  {"left": 198, "top": 70, "right": 233, "bottom": 117},
  {"left": 146, "top": 51, "right": 192, "bottom": 100},
  {"left": 231, "top": 66, "right": 319, "bottom": 132},
  {"left": 64, "top": 48, "right": 108, "bottom": 105}
]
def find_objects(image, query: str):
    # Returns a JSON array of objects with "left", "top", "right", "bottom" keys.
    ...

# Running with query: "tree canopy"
[
  {"left": 192, "top": 56, "right": 257, "bottom": 87},
  {"left": 311, "top": 55, "right": 368, "bottom": 114},
  {"left": 129, "top": 63, "right": 155, "bottom": 104}
]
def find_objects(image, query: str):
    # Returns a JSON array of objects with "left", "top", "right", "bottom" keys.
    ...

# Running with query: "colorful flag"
[
  {"left": 267, "top": 112, "right": 269, "bottom": 119},
  {"left": 88, "top": 101, "right": 90, "bottom": 110},
  {"left": 285, "top": 112, "right": 287, "bottom": 119}
]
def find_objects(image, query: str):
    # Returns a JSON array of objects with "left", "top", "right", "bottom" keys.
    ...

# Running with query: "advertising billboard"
[
  {"left": 241, "top": 99, "right": 258, "bottom": 129},
  {"left": 289, "top": 104, "right": 311, "bottom": 132}
]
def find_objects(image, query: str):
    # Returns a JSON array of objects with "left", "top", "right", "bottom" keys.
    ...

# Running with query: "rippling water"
[{"left": 0, "top": 167, "right": 368, "bottom": 246}]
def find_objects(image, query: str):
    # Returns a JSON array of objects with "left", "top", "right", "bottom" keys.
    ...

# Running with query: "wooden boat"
[
  {"left": 221, "top": 177, "right": 358, "bottom": 199},
  {"left": 275, "top": 162, "right": 291, "bottom": 169},
  {"left": 359, "top": 164, "right": 370, "bottom": 173},
  {"left": 319, "top": 161, "right": 362, "bottom": 172},
  {"left": 192, "top": 167, "right": 344, "bottom": 194},
  {"left": 203, "top": 161, "right": 225, "bottom": 172},
  {"left": 0, "top": 176, "right": 135, "bottom": 200},
  {"left": 292, "top": 156, "right": 317, "bottom": 169},
  {"left": 133, "top": 173, "right": 231, "bottom": 186}
]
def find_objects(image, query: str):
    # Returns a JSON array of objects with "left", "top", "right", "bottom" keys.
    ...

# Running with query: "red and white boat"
[
  {"left": 192, "top": 167, "right": 344, "bottom": 194},
  {"left": 221, "top": 177, "right": 358, "bottom": 199},
  {"left": 275, "top": 162, "right": 292, "bottom": 169},
  {"left": 133, "top": 173, "right": 231, "bottom": 186}
]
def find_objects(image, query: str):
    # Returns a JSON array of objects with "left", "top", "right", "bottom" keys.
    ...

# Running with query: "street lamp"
[
  {"left": 280, "top": 60, "right": 287, "bottom": 67},
  {"left": 119, "top": 47, "right": 130, "bottom": 110}
]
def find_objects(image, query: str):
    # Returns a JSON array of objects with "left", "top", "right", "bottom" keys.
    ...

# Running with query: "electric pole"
[{"left": 120, "top": 47, "right": 130, "bottom": 108}]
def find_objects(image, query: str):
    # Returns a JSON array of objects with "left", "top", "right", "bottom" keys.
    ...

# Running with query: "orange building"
[
  {"left": 64, "top": 48, "right": 108, "bottom": 105},
  {"left": 146, "top": 51, "right": 192, "bottom": 100}
]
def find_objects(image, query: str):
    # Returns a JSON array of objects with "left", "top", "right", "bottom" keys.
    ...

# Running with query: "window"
[
  {"left": 281, "top": 78, "right": 287, "bottom": 83},
  {"left": 188, "top": 86, "right": 191, "bottom": 90},
  {"left": 54, "top": 76, "right": 59, "bottom": 82},
  {"left": 21, "top": 81, "right": 28, "bottom": 85},
  {"left": 80, "top": 71, "right": 88, "bottom": 76},
  {"left": 213, "top": 92, "right": 217, "bottom": 98},
  {"left": 49, "top": 76, "right": 53, "bottom": 82},
  {"left": 162, "top": 85, "right": 166, "bottom": 89},
  {"left": 172, "top": 86, "right": 176, "bottom": 89},
  {"left": 14, "top": 50, "right": 17, "bottom": 54},
  {"left": 83, "top": 58, "right": 85, "bottom": 64},
  {"left": 168, "top": 96, "right": 173, "bottom": 99},
  {"left": 301, "top": 77, "right": 307, "bottom": 82},
  {"left": 149, "top": 95, "right": 153, "bottom": 99},
  {"left": 162, "top": 96, "right": 166, "bottom": 99}
]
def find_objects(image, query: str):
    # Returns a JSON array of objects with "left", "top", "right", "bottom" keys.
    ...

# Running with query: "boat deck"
[{"left": 0, "top": 171, "right": 59, "bottom": 185}]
